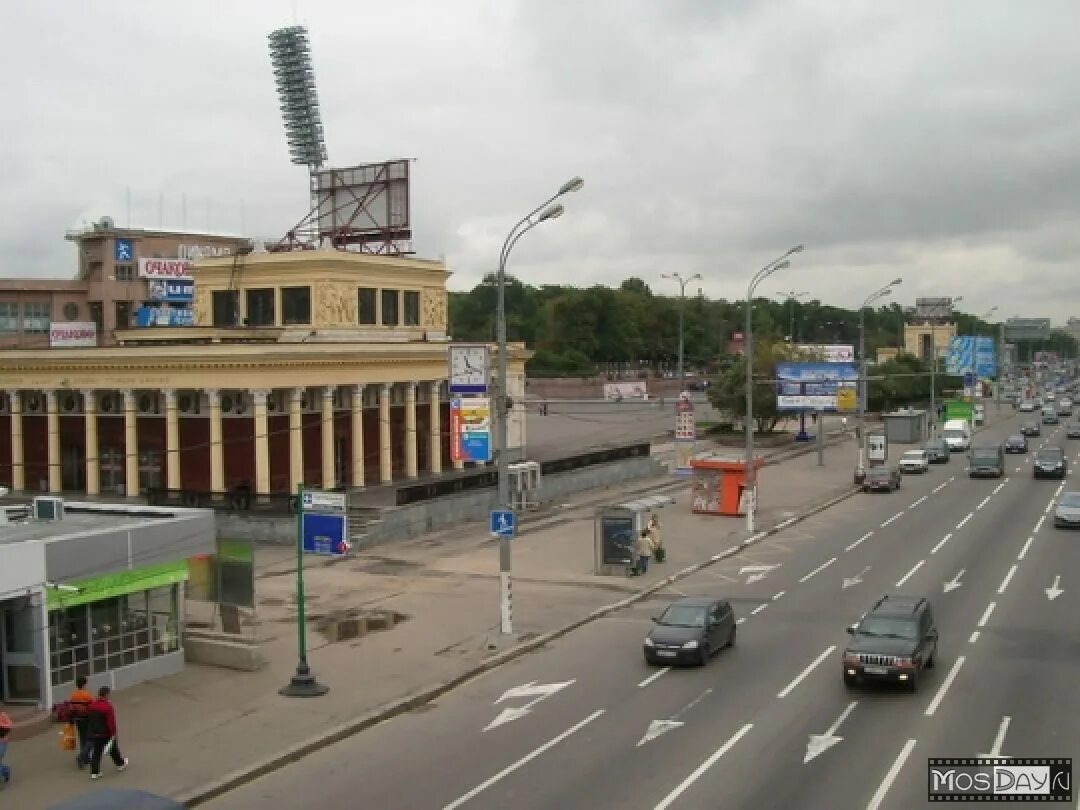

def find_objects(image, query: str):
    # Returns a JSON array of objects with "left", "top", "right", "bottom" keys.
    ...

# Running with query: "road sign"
[
  {"left": 835, "top": 386, "right": 857, "bottom": 412},
  {"left": 490, "top": 509, "right": 515, "bottom": 538},
  {"left": 301, "top": 512, "right": 350, "bottom": 556},
  {"left": 301, "top": 490, "right": 347, "bottom": 513},
  {"left": 964, "top": 372, "right": 975, "bottom": 388}
]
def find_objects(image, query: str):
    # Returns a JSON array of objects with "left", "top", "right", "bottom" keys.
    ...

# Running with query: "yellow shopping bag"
[{"left": 59, "top": 723, "right": 76, "bottom": 751}]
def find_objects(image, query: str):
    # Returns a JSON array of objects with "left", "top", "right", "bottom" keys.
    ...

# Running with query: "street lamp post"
[
  {"left": 662, "top": 272, "right": 703, "bottom": 394},
  {"left": 929, "top": 295, "right": 962, "bottom": 433},
  {"left": 857, "top": 279, "right": 903, "bottom": 469},
  {"left": 745, "top": 245, "right": 804, "bottom": 533},
  {"left": 494, "top": 176, "right": 582, "bottom": 636},
  {"left": 776, "top": 290, "right": 809, "bottom": 343},
  {"left": 977, "top": 306, "right": 1000, "bottom": 411}
]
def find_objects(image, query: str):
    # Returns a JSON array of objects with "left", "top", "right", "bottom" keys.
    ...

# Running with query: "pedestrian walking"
[
  {"left": 648, "top": 514, "right": 665, "bottom": 562},
  {"left": 68, "top": 675, "right": 94, "bottom": 769},
  {"left": 634, "top": 529, "right": 652, "bottom": 575},
  {"left": 87, "top": 686, "right": 128, "bottom": 780},
  {"left": 0, "top": 711, "right": 12, "bottom": 785}
]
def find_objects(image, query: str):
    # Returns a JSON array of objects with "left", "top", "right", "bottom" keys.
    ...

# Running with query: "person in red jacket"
[{"left": 86, "top": 686, "right": 128, "bottom": 779}]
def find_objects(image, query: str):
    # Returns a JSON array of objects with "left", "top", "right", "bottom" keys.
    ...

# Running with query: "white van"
[
  {"left": 972, "top": 403, "right": 985, "bottom": 425},
  {"left": 942, "top": 419, "right": 972, "bottom": 451}
]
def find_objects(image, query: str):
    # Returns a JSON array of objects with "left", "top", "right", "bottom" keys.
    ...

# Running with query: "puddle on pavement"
[{"left": 304, "top": 608, "right": 410, "bottom": 643}]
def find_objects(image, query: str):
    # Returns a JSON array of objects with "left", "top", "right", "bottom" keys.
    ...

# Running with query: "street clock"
[{"left": 449, "top": 344, "right": 490, "bottom": 394}]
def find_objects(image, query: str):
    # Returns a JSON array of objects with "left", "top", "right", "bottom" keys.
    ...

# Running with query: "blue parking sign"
[{"left": 490, "top": 509, "right": 515, "bottom": 538}]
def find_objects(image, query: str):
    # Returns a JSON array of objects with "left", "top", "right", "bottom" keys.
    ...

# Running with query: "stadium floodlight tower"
[{"left": 268, "top": 25, "right": 328, "bottom": 170}]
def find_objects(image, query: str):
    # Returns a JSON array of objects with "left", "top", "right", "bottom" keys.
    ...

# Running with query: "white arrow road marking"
[
  {"left": 925, "top": 656, "right": 966, "bottom": 716},
  {"left": 867, "top": 739, "right": 918, "bottom": 810},
  {"left": 804, "top": 701, "right": 858, "bottom": 763},
  {"left": 485, "top": 680, "right": 575, "bottom": 730},
  {"left": 1046, "top": 575, "right": 1065, "bottom": 601},
  {"left": 799, "top": 557, "right": 837, "bottom": 583},
  {"left": 896, "top": 559, "right": 925, "bottom": 587},
  {"left": 979, "top": 716, "right": 1011, "bottom": 759},
  {"left": 1018, "top": 536, "right": 1034, "bottom": 560},
  {"left": 741, "top": 563, "right": 779, "bottom": 585},
  {"left": 931, "top": 533, "right": 952, "bottom": 554},
  {"left": 637, "top": 688, "right": 712, "bottom": 746},
  {"left": 881, "top": 512, "right": 904, "bottom": 528},
  {"left": 998, "top": 564, "right": 1018, "bottom": 595},
  {"left": 445, "top": 710, "right": 605, "bottom": 810},
  {"left": 943, "top": 569, "right": 966, "bottom": 593},
  {"left": 778, "top": 646, "right": 836, "bottom": 699},
  {"left": 845, "top": 531, "right": 874, "bottom": 552},
  {"left": 653, "top": 724, "right": 754, "bottom": 810},
  {"left": 843, "top": 566, "right": 871, "bottom": 589}
]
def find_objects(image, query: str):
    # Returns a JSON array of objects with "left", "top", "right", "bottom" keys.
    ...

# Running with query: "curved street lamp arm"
[
  {"left": 499, "top": 192, "right": 559, "bottom": 272},
  {"left": 501, "top": 217, "right": 546, "bottom": 272}
]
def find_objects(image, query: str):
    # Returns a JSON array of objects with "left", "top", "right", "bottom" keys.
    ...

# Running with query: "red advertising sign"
[{"left": 138, "top": 258, "right": 193, "bottom": 279}]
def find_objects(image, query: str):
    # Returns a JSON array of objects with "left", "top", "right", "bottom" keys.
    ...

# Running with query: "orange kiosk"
[{"left": 690, "top": 453, "right": 765, "bottom": 516}]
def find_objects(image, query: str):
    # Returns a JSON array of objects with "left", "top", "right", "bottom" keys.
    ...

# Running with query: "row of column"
[{"left": 6, "top": 382, "right": 464, "bottom": 498}]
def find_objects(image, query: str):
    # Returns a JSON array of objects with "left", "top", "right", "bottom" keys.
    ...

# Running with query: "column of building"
[
  {"left": 123, "top": 390, "right": 139, "bottom": 497},
  {"left": 9, "top": 391, "right": 24, "bottom": 491},
  {"left": 45, "top": 391, "right": 61, "bottom": 493},
  {"left": 83, "top": 391, "right": 100, "bottom": 496}
]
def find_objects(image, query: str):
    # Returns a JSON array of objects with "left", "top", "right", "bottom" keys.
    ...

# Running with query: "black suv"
[
  {"left": 842, "top": 595, "right": 937, "bottom": 691},
  {"left": 1034, "top": 446, "right": 1067, "bottom": 479}
]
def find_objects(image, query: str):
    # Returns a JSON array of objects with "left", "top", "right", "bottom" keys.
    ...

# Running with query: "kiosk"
[{"left": 689, "top": 453, "right": 765, "bottom": 516}]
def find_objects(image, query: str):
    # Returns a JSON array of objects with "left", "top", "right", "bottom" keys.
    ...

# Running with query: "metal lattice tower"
[{"left": 268, "top": 26, "right": 328, "bottom": 169}]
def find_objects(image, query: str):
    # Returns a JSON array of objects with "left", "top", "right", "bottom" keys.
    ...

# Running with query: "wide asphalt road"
[{"left": 204, "top": 408, "right": 1079, "bottom": 810}]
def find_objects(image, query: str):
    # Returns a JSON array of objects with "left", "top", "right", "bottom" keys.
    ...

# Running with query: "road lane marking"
[
  {"left": 772, "top": 590, "right": 786, "bottom": 601},
  {"left": 1034, "top": 515, "right": 1046, "bottom": 533},
  {"left": 799, "top": 557, "right": 837, "bottom": 583},
  {"left": 956, "top": 512, "right": 974, "bottom": 529},
  {"left": 1018, "top": 537, "right": 1034, "bottom": 560},
  {"left": 896, "top": 560, "right": 925, "bottom": 587},
  {"left": 653, "top": 723, "right": 754, "bottom": 810},
  {"left": 1015, "top": 466, "right": 1022, "bottom": 472},
  {"left": 881, "top": 512, "right": 904, "bottom": 528},
  {"left": 981, "top": 716, "right": 1011, "bottom": 759},
  {"left": 775, "top": 518, "right": 797, "bottom": 530},
  {"left": 911, "top": 496, "right": 928, "bottom": 508},
  {"left": 997, "top": 564, "right": 1018, "bottom": 594},
  {"left": 1057, "top": 482, "right": 1066, "bottom": 496},
  {"left": 993, "top": 481, "right": 1007, "bottom": 494},
  {"left": 711, "top": 546, "right": 739, "bottom": 561},
  {"left": 932, "top": 481, "right": 949, "bottom": 494},
  {"left": 736, "top": 617, "right": 747, "bottom": 625},
  {"left": 925, "top": 656, "right": 966, "bottom": 716},
  {"left": 638, "top": 668, "right": 671, "bottom": 689},
  {"left": 866, "top": 739, "right": 918, "bottom": 810},
  {"left": 977, "top": 496, "right": 992, "bottom": 510},
  {"left": 969, "top": 631, "right": 980, "bottom": 643},
  {"left": 1045, "top": 503, "right": 1053, "bottom": 515},
  {"left": 846, "top": 531, "right": 873, "bottom": 552},
  {"left": 977, "top": 602, "right": 996, "bottom": 628},
  {"left": 778, "top": 646, "right": 836, "bottom": 699},
  {"left": 442, "top": 710, "right": 606, "bottom": 810},
  {"left": 751, "top": 603, "right": 768, "bottom": 615},
  {"left": 931, "top": 533, "right": 952, "bottom": 554}
]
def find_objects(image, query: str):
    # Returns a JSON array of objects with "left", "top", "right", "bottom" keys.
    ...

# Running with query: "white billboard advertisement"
[
  {"left": 796, "top": 344, "right": 855, "bottom": 363},
  {"left": 49, "top": 322, "right": 97, "bottom": 348},
  {"left": 138, "top": 258, "right": 193, "bottom": 279},
  {"left": 603, "top": 382, "right": 647, "bottom": 400}
]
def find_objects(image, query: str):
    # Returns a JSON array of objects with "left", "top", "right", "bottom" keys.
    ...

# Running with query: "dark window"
[
  {"left": 114, "top": 264, "right": 135, "bottom": 281},
  {"left": 212, "top": 291, "right": 239, "bottom": 327},
  {"left": 358, "top": 287, "right": 377, "bottom": 325},
  {"left": 114, "top": 301, "right": 133, "bottom": 330},
  {"left": 0, "top": 302, "right": 17, "bottom": 332},
  {"left": 282, "top": 286, "right": 311, "bottom": 325},
  {"left": 88, "top": 302, "right": 103, "bottom": 336},
  {"left": 403, "top": 290, "right": 420, "bottom": 326},
  {"left": 246, "top": 288, "right": 275, "bottom": 326},
  {"left": 381, "top": 289, "right": 399, "bottom": 326}
]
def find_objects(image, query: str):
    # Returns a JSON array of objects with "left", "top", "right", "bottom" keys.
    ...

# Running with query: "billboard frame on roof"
[{"left": 915, "top": 297, "right": 953, "bottom": 320}]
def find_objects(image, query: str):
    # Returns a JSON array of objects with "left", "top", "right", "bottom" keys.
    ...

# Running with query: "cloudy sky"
[{"left": 5, "top": 0, "right": 1080, "bottom": 322}]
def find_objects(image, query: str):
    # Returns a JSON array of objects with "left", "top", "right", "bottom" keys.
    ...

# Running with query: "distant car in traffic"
[
  {"left": 1021, "top": 420, "right": 1041, "bottom": 437},
  {"left": 1043, "top": 408, "right": 1059, "bottom": 425},
  {"left": 1059, "top": 398, "right": 1073, "bottom": 416},
  {"left": 1034, "top": 446, "right": 1067, "bottom": 479},
  {"left": 1019, "top": 401, "right": 1036, "bottom": 412},
  {"left": 863, "top": 465, "right": 901, "bottom": 492},
  {"left": 1004, "top": 434, "right": 1028, "bottom": 453},
  {"left": 842, "top": 594, "right": 938, "bottom": 691},
  {"left": 644, "top": 597, "right": 736, "bottom": 666},
  {"left": 1053, "top": 492, "right": 1080, "bottom": 528},
  {"left": 899, "top": 450, "right": 929, "bottom": 474},
  {"left": 1067, "top": 423, "right": 1080, "bottom": 439},
  {"left": 923, "top": 438, "right": 950, "bottom": 463}
]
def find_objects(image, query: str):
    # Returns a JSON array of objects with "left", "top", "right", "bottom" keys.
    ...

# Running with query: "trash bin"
[{"left": 690, "top": 453, "right": 765, "bottom": 516}]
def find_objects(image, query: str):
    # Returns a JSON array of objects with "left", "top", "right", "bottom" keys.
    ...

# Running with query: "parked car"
[
  {"left": 842, "top": 594, "right": 937, "bottom": 691},
  {"left": 1053, "top": 492, "right": 1080, "bottom": 528},
  {"left": 1034, "top": 446, "right": 1067, "bottom": 480},
  {"left": 1004, "top": 434, "right": 1028, "bottom": 453},
  {"left": 644, "top": 597, "right": 736, "bottom": 666},
  {"left": 899, "top": 450, "right": 930, "bottom": 474},
  {"left": 923, "top": 438, "right": 950, "bottom": 463},
  {"left": 863, "top": 465, "right": 901, "bottom": 492}
]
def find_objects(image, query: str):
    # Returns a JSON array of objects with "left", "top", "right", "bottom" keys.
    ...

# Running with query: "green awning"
[{"left": 48, "top": 559, "right": 189, "bottom": 610}]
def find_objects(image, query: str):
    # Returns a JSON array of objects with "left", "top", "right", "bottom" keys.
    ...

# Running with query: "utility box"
[
  {"left": 594, "top": 494, "right": 675, "bottom": 575},
  {"left": 882, "top": 409, "right": 929, "bottom": 445},
  {"left": 689, "top": 453, "right": 765, "bottom": 516}
]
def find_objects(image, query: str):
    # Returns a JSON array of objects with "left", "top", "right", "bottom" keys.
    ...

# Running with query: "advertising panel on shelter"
[
  {"left": 775, "top": 362, "right": 858, "bottom": 411},
  {"left": 450, "top": 398, "right": 492, "bottom": 463}
]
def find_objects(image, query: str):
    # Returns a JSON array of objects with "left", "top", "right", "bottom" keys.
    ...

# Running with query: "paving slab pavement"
[{"left": 3, "top": 426, "right": 865, "bottom": 808}]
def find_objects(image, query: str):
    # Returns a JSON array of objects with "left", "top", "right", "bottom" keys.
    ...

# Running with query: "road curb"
[{"left": 179, "top": 484, "right": 861, "bottom": 807}]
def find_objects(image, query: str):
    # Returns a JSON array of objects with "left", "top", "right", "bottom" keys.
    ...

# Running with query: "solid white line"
[
  {"left": 977, "top": 602, "right": 996, "bottom": 628},
  {"left": 925, "top": 656, "right": 966, "bottom": 717},
  {"left": 638, "top": 668, "right": 671, "bottom": 689},
  {"left": 881, "top": 512, "right": 904, "bottom": 528},
  {"left": 931, "top": 533, "right": 952, "bottom": 554},
  {"left": 866, "top": 739, "right": 918, "bottom": 810},
  {"left": 932, "top": 481, "right": 949, "bottom": 494},
  {"left": 442, "top": 710, "right": 605, "bottom": 810},
  {"left": 1018, "top": 537, "right": 1034, "bottom": 560},
  {"left": 653, "top": 723, "right": 754, "bottom": 810},
  {"left": 997, "top": 564, "right": 1018, "bottom": 594},
  {"left": 846, "top": 531, "right": 873, "bottom": 552},
  {"left": 751, "top": 603, "right": 768, "bottom": 615},
  {"left": 772, "top": 590, "right": 786, "bottom": 601},
  {"left": 969, "top": 631, "right": 980, "bottom": 643},
  {"left": 1035, "top": 515, "right": 1046, "bottom": 533},
  {"left": 1045, "top": 503, "right": 1053, "bottom": 515},
  {"left": 987, "top": 716, "right": 1011, "bottom": 758},
  {"left": 895, "top": 559, "right": 925, "bottom": 587},
  {"left": 956, "top": 512, "right": 974, "bottom": 529},
  {"left": 777, "top": 645, "right": 836, "bottom": 699},
  {"left": 911, "top": 495, "right": 928, "bottom": 508},
  {"left": 977, "top": 496, "right": 992, "bottom": 510},
  {"left": 799, "top": 557, "right": 837, "bottom": 583},
  {"left": 736, "top": 617, "right": 747, "bottom": 625}
]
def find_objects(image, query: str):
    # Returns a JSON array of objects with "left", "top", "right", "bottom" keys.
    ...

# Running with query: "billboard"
[
  {"left": 946, "top": 336, "right": 996, "bottom": 377},
  {"left": 915, "top": 297, "right": 954, "bottom": 319},
  {"left": 138, "top": 258, "right": 193, "bottom": 280},
  {"left": 796, "top": 344, "right": 855, "bottom": 363},
  {"left": 136, "top": 306, "right": 195, "bottom": 327},
  {"left": 146, "top": 279, "right": 194, "bottom": 302},
  {"left": 312, "top": 160, "right": 412, "bottom": 250},
  {"left": 603, "top": 382, "right": 647, "bottom": 400},
  {"left": 1005, "top": 317, "right": 1051, "bottom": 341},
  {"left": 450, "top": 397, "right": 492, "bottom": 463},
  {"left": 49, "top": 322, "right": 97, "bottom": 348},
  {"left": 775, "top": 362, "right": 858, "bottom": 411}
]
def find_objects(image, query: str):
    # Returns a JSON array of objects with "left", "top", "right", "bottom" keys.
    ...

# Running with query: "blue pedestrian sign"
[
  {"left": 964, "top": 372, "right": 976, "bottom": 388},
  {"left": 490, "top": 509, "right": 516, "bottom": 538}
]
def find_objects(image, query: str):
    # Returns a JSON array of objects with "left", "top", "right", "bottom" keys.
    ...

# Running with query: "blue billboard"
[
  {"left": 146, "top": 279, "right": 194, "bottom": 302},
  {"left": 775, "top": 362, "right": 858, "bottom": 412},
  {"left": 947, "top": 336, "right": 996, "bottom": 378},
  {"left": 136, "top": 306, "right": 194, "bottom": 327}
]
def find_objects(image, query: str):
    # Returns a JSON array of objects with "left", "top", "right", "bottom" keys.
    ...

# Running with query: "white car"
[
  {"left": 899, "top": 449, "right": 930, "bottom": 473},
  {"left": 1019, "top": 401, "right": 1036, "bottom": 412}
]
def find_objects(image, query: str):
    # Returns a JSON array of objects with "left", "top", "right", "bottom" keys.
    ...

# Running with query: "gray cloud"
[{"left": 4, "top": 0, "right": 1080, "bottom": 323}]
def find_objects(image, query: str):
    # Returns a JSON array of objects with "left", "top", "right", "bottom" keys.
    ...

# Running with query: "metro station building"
[{"left": 0, "top": 225, "right": 527, "bottom": 501}]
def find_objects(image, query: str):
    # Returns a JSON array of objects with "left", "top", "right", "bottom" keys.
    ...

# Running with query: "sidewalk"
[{"left": 4, "top": 429, "right": 860, "bottom": 808}]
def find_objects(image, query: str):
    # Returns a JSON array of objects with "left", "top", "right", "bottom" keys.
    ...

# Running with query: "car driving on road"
[
  {"left": 1019, "top": 400, "right": 1036, "bottom": 412},
  {"left": 1004, "top": 434, "right": 1028, "bottom": 453},
  {"left": 899, "top": 449, "right": 929, "bottom": 473},
  {"left": 923, "top": 438, "right": 950, "bottom": 463},
  {"left": 842, "top": 594, "right": 937, "bottom": 691},
  {"left": 1034, "top": 446, "right": 1067, "bottom": 479},
  {"left": 862, "top": 465, "right": 901, "bottom": 492},
  {"left": 1067, "top": 422, "right": 1080, "bottom": 439},
  {"left": 1021, "top": 419, "right": 1041, "bottom": 437},
  {"left": 969, "top": 444, "right": 1005, "bottom": 478},
  {"left": 1054, "top": 492, "right": 1080, "bottom": 528},
  {"left": 644, "top": 597, "right": 735, "bottom": 666}
]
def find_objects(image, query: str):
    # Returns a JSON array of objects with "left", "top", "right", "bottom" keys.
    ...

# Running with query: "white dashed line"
[
  {"left": 1015, "top": 466, "right": 1022, "bottom": 472},
  {"left": 1034, "top": 516, "right": 1046, "bottom": 533},
  {"left": 751, "top": 604, "right": 768, "bottom": 616},
  {"left": 736, "top": 617, "right": 747, "bottom": 625},
  {"left": 931, "top": 534, "right": 952, "bottom": 554},
  {"left": 977, "top": 496, "right": 992, "bottom": 510},
  {"left": 846, "top": 531, "right": 874, "bottom": 552},
  {"left": 932, "top": 481, "right": 949, "bottom": 494},
  {"left": 799, "top": 557, "right": 837, "bottom": 583},
  {"left": 711, "top": 546, "right": 739, "bottom": 561},
  {"left": 911, "top": 496, "right": 928, "bottom": 508},
  {"left": 1018, "top": 537, "right": 1033, "bottom": 560},
  {"left": 896, "top": 560, "right": 925, "bottom": 587},
  {"left": 969, "top": 631, "right": 980, "bottom": 643},
  {"left": 956, "top": 512, "right": 974, "bottom": 529},
  {"left": 638, "top": 668, "right": 671, "bottom": 688},
  {"left": 867, "top": 739, "right": 918, "bottom": 810},
  {"left": 925, "top": 656, "right": 966, "bottom": 717},
  {"left": 772, "top": 590, "right": 786, "bottom": 601},
  {"left": 1045, "top": 503, "right": 1053, "bottom": 515},
  {"left": 777, "top": 646, "right": 836, "bottom": 699},
  {"left": 881, "top": 512, "right": 904, "bottom": 528},
  {"left": 775, "top": 518, "right": 796, "bottom": 530},
  {"left": 978, "top": 602, "right": 996, "bottom": 628},
  {"left": 997, "top": 564, "right": 1018, "bottom": 595},
  {"left": 993, "top": 481, "right": 1007, "bottom": 494},
  {"left": 653, "top": 724, "right": 754, "bottom": 810}
]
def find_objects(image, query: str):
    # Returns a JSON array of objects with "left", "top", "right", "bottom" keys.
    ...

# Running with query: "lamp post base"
[{"left": 280, "top": 661, "right": 329, "bottom": 698}]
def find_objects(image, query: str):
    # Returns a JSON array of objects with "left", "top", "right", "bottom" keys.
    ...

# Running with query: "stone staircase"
[{"left": 348, "top": 504, "right": 384, "bottom": 550}]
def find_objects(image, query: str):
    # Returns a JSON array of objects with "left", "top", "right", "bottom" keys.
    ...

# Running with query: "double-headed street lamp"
[
  {"left": 929, "top": 295, "right": 962, "bottom": 431},
  {"left": 776, "top": 290, "right": 809, "bottom": 343},
  {"left": 662, "top": 272, "right": 703, "bottom": 393},
  {"left": 495, "top": 175, "right": 583, "bottom": 636},
  {"left": 745, "top": 245, "right": 804, "bottom": 533},
  {"left": 857, "top": 279, "right": 903, "bottom": 468}
]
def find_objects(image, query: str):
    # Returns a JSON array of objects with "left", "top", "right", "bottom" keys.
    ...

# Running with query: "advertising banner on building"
[
  {"left": 138, "top": 258, "right": 193, "bottom": 279},
  {"left": 146, "top": 279, "right": 195, "bottom": 302},
  {"left": 946, "top": 336, "right": 997, "bottom": 377},
  {"left": 796, "top": 344, "right": 855, "bottom": 363},
  {"left": 915, "top": 297, "right": 954, "bottom": 319},
  {"left": 450, "top": 398, "right": 492, "bottom": 463},
  {"left": 136, "top": 306, "right": 195, "bottom": 327},
  {"left": 49, "top": 322, "right": 98, "bottom": 348},
  {"left": 775, "top": 362, "right": 858, "bottom": 411},
  {"left": 674, "top": 393, "right": 696, "bottom": 475},
  {"left": 1005, "top": 317, "right": 1051, "bottom": 341},
  {"left": 603, "top": 381, "right": 647, "bottom": 400}
]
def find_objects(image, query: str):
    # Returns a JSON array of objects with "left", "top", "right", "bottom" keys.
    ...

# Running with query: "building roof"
[
  {"left": 0, "top": 502, "right": 207, "bottom": 546},
  {"left": 65, "top": 222, "right": 245, "bottom": 242}
]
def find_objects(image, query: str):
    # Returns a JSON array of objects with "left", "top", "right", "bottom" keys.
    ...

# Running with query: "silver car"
[
  {"left": 1054, "top": 492, "right": 1080, "bottom": 528},
  {"left": 899, "top": 449, "right": 930, "bottom": 473}
]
